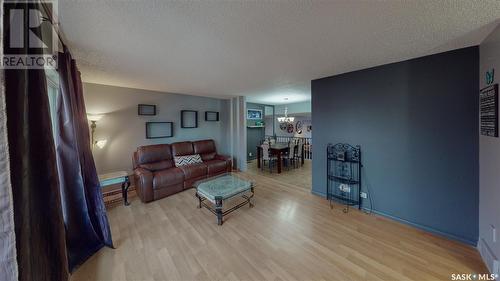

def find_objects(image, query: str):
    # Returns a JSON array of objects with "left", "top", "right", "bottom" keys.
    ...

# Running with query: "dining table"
[{"left": 256, "top": 142, "right": 291, "bottom": 174}]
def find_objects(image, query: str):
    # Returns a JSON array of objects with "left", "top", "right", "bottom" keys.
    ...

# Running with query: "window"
[{"left": 45, "top": 69, "right": 59, "bottom": 136}]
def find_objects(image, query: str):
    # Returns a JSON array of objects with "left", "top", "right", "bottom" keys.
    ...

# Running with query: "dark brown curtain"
[
  {"left": 4, "top": 44, "right": 69, "bottom": 281},
  {"left": 4, "top": 1, "right": 69, "bottom": 280},
  {"left": 56, "top": 48, "right": 113, "bottom": 272}
]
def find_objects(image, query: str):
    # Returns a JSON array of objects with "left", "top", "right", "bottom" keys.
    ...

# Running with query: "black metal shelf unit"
[{"left": 327, "top": 143, "right": 361, "bottom": 212}]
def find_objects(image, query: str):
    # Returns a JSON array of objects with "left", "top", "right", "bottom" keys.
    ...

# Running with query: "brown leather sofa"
[{"left": 132, "top": 139, "right": 232, "bottom": 203}]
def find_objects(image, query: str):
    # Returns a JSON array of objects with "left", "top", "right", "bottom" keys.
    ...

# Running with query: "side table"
[{"left": 98, "top": 171, "right": 130, "bottom": 206}]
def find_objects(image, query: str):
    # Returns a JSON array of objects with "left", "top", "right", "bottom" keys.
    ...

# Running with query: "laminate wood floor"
[
  {"left": 71, "top": 173, "right": 487, "bottom": 281},
  {"left": 246, "top": 159, "right": 312, "bottom": 191}
]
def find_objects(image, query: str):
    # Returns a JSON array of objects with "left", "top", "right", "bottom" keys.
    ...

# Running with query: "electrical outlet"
[
  {"left": 360, "top": 192, "right": 367, "bottom": 199},
  {"left": 492, "top": 225, "right": 497, "bottom": 243}
]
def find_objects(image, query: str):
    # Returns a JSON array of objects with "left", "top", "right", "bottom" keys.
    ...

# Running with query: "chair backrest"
[
  {"left": 261, "top": 143, "right": 270, "bottom": 160},
  {"left": 193, "top": 139, "right": 217, "bottom": 161},
  {"left": 288, "top": 143, "right": 295, "bottom": 158},
  {"left": 171, "top": 141, "right": 194, "bottom": 156},
  {"left": 297, "top": 142, "right": 303, "bottom": 155},
  {"left": 293, "top": 145, "right": 299, "bottom": 157},
  {"left": 135, "top": 144, "right": 174, "bottom": 171}
]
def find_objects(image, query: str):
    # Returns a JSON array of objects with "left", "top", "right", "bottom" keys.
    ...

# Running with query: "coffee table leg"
[
  {"left": 215, "top": 198, "right": 223, "bottom": 225},
  {"left": 196, "top": 193, "right": 202, "bottom": 208},
  {"left": 121, "top": 177, "right": 130, "bottom": 206},
  {"left": 249, "top": 186, "right": 254, "bottom": 208}
]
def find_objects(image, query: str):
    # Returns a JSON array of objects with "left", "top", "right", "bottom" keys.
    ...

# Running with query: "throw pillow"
[{"left": 174, "top": 154, "right": 203, "bottom": 167}]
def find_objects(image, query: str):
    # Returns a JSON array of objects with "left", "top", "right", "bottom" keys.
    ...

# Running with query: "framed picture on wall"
[
  {"left": 247, "top": 109, "right": 262, "bottom": 120},
  {"left": 146, "top": 122, "right": 173, "bottom": 138},
  {"left": 480, "top": 84, "right": 499, "bottom": 137},
  {"left": 296, "top": 121, "right": 303, "bottom": 134},
  {"left": 205, "top": 111, "right": 219, "bottom": 121},
  {"left": 138, "top": 104, "right": 156, "bottom": 116},
  {"left": 181, "top": 110, "right": 198, "bottom": 128}
]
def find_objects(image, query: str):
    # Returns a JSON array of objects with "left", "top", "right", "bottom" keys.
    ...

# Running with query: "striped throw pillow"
[{"left": 174, "top": 154, "right": 203, "bottom": 167}]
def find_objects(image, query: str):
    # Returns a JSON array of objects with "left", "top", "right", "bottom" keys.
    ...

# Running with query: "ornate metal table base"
[
  {"left": 121, "top": 177, "right": 130, "bottom": 206},
  {"left": 196, "top": 186, "right": 254, "bottom": 225}
]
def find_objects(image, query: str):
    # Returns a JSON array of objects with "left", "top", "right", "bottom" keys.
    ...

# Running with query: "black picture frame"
[
  {"left": 480, "top": 84, "right": 499, "bottom": 137},
  {"left": 181, "top": 110, "right": 198, "bottom": 128},
  {"left": 205, "top": 111, "right": 219, "bottom": 121},
  {"left": 247, "top": 109, "right": 263, "bottom": 120},
  {"left": 146, "top": 122, "right": 173, "bottom": 138},
  {"left": 138, "top": 104, "right": 156, "bottom": 116}
]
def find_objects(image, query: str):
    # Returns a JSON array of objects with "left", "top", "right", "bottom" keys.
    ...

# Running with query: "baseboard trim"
[
  {"left": 364, "top": 208, "right": 477, "bottom": 246},
  {"left": 310, "top": 189, "right": 477, "bottom": 246},
  {"left": 311, "top": 189, "right": 326, "bottom": 197},
  {"left": 478, "top": 238, "right": 499, "bottom": 275}
]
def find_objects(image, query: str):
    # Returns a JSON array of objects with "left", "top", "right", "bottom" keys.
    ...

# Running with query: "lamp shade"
[
  {"left": 87, "top": 114, "right": 103, "bottom": 122},
  {"left": 95, "top": 139, "right": 107, "bottom": 149}
]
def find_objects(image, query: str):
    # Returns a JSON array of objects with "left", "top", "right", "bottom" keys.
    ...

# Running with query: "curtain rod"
[{"left": 40, "top": 1, "right": 67, "bottom": 50}]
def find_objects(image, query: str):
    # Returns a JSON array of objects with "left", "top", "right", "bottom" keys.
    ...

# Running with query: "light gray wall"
[
  {"left": 272, "top": 101, "right": 312, "bottom": 138},
  {"left": 230, "top": 96, "right": 247, "bottom": 171},
  {"left": 83, "top": 83, "right": 227, "bottom": 174},
  {"left": 479, "top": 24, "right": 500, "bottom": 273},
  {"left": 274, "top": 101, "right": 311, "bottom": 115},
  {"left": 264, "top": 116, "right": 273, "bottom": 136},
  {"left": 219, "top": 99, "right": 231, "bottom": 156},
  {"left": 267, "top": 114, "right": 312, "bottom": 138}
]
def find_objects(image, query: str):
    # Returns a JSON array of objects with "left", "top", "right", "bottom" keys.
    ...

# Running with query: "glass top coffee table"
[{"left": 194, "top": 173, "right": 254, "bottom": 225}]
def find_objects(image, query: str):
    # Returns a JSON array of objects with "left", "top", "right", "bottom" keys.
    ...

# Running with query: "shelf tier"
[
  {"left": 329, "top": 194, "right": 359, "bottom": 206},
  {"left": 328, "top": 175, "right": 359, "bottom": 184},
  {"left": 327, "top": 157, "right": 360, "bottom": 163}
]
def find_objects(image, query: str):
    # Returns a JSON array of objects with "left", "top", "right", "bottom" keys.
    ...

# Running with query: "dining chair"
[
  {"left": 284, "top": 142, "right": 296, "bottom": 170},
  {"left": 261, "top": 143, "right": 276, "bottom": 173},
  {"left": 294, "top": 142, "right": 303, "bottom": 168}
]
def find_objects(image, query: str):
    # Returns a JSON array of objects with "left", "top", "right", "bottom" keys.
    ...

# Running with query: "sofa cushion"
[
  {"left": 137, "top": 144, "right": 172, "bottom": 164},
  {"left": 204, "top": 160, "right": 227, "bottom": 175},
  {"left": 171, "top": 141, "right": 194, "bottom": 156},
  {"left": 139, "top": 160, "right": 173, "bottom": 172},
  {"left": 200, "top": 152, "right": 216, "bottom": 161},
  {"left": 178, "top": 163, "right": 207, "bottom": 180},
  {"left": 174, "top": 154, "right": 203, "bottom": 167},
  {"left": 153, "top": 168, "right": 184, "bottom": 189},
  {"left": 193, "top": 140, "right": 216, "bottom": 160}
]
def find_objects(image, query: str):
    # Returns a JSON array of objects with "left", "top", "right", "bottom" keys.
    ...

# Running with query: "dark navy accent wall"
[{"left": 312, "top": 47, "right": 479, "bottom": 245}]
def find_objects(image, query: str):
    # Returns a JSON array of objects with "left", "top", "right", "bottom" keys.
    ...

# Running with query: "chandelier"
[{"left": 277, "top": 107, "right": 295, "bottom": 123}]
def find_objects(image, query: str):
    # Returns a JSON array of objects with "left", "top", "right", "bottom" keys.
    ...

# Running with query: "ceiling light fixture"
[{"left": 277, "top": 107, "right": 294, "bottom": 124}]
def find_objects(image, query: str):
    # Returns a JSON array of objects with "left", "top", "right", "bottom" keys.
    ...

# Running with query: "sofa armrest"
[
  {"left": 134, "top": 168, "right": 154, "bottom": 203},
  {"left": 215, "top": 154, "right": 232, "bottom": 172}
]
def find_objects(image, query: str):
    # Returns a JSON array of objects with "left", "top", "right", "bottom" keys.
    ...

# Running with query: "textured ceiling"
[{"left": 59, "top": 0, "right": 500, "bottom": 104}]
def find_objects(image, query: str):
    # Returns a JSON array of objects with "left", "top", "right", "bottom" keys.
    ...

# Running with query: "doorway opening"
[{"left": 245, "top": 101, "right": 312, "bottom": 191}]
